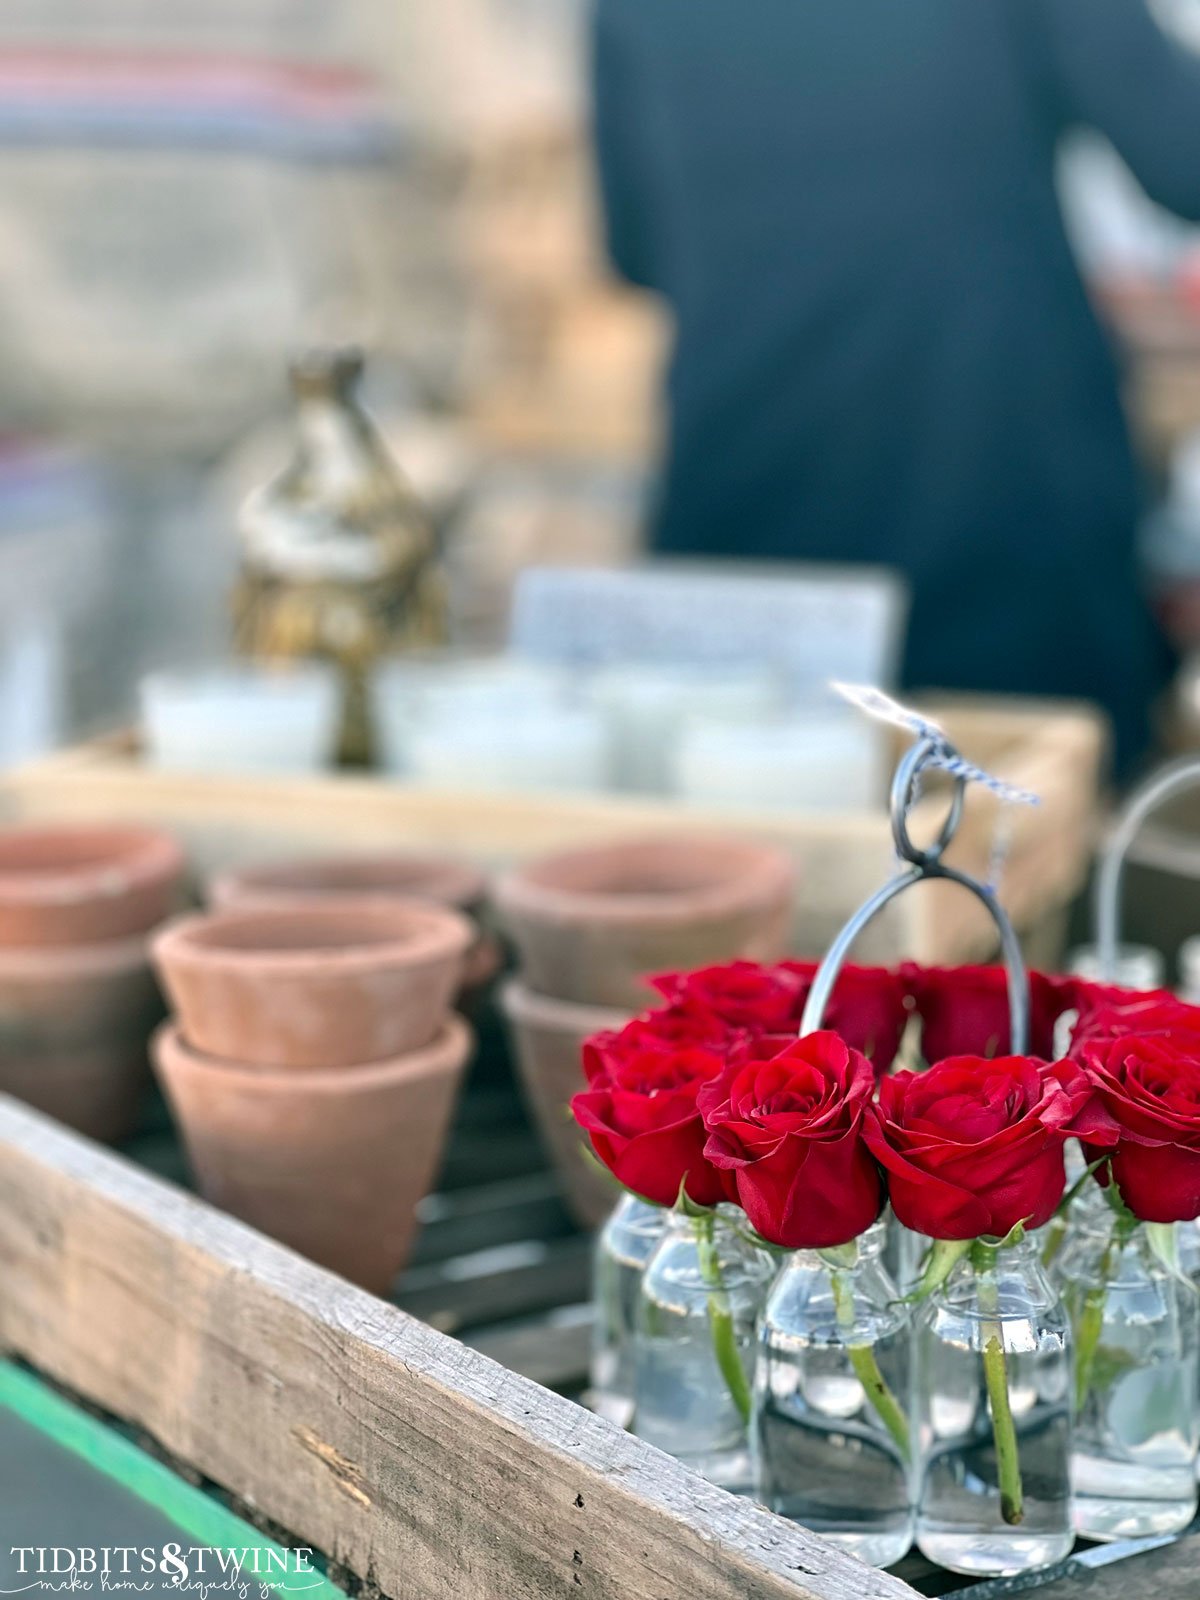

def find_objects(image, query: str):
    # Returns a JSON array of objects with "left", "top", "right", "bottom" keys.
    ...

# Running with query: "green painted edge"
[{"left": 0, "top": 1362, "right": 346, "bottom": 1600}]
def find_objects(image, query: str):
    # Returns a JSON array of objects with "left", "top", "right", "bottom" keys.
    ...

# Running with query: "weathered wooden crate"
[
  {"left": 0, "top": 696, "right": 1106, "bottom": 965},
  {"left": 1, "top": 1079, "right": 1197, "bottom": 1600}
]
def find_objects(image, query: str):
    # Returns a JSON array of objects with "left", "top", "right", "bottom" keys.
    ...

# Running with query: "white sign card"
[{"left": 509, "top": 560, "right": 910, "bottom": 694}]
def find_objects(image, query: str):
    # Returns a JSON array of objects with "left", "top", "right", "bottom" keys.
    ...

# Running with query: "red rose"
[
  {"left": 903, "top": 964, "right": 1069, "bottom": 1063},
  {"left": 864, "top": 1054, "right": 1109, "bottom": 1240},
  {"left": 583, "top": 1005, "right": 734, "bottom": 1083},
  {"left": 648, "top": 961, "right": 802, "bottom": 1032},
  {"left": 582, "top": 1028, "right": 623, "bottom": 1085},
  {"left": 1069, "top": 985, "right": 1196, "bottom": 1051},
  {"left": 698, "top": 1031, "right": 883, "bottom": 1248},
  {"left": 573, "top": 1027, "right": 727, "bottom": 1207},
  {"left": 778, "top": 961, "right": 910, "bottom": 1073},
  {"left": 1080, "top": 1034, "right": 1200, "bottom": 1222}
]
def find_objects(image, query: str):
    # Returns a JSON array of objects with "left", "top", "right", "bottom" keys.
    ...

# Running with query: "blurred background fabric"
[{"left": 2, "top": 0, "right": 1200, "bottom": 766}]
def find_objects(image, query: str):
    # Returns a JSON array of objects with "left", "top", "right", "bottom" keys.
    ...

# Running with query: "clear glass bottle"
[
  {"left": 884, "top": 1207, "right": 927, "bottom": 1298},
  {"left": 915, "top": 1239, "right": 1073, "bottom": 1577},
  {"left": 634, "top": 1206, "right": 777, "bottom": 1492},
  {"left": 1056, "top": 1212, "right": 1200, "bottom": 1539},
  {"left": 590, "top": 1195, "right": 667, "bottom": 1428},
  {"left": 754, "top": 1221, "right": 914, "bottom": 1567}
]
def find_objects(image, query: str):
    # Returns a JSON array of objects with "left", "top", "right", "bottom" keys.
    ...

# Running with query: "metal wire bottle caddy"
[{"left": 788, "top": 724, "right": 1082, "bottom": 1572}]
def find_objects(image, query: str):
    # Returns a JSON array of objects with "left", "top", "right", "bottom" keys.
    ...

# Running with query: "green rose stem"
[
  {"left": 826, "top": 1258, "right": 911, "bottom": 1463},
  {"left": 1040, "top": 1215, "right": 1068, "bottom": 1271},
  {"left": 692, "top": 1211, "right": 753, "bottom": 1426},
  {"left": 1073, "top": 1211, "right": 1137, "bottom": 1415},
  {"left": 971, "top": 1242, "right": 1023, "bottom": 1527}
]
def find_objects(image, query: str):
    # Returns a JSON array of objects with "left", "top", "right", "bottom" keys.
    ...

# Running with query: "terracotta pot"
[
  {"left": 0, "top": 1038, "right": 152, "bottom": 1144},
  {"left": 152, "top": 901, "right": 472, "bottom": 1069},
  {"left": 0, "top": 935, "right": 162, "bottom": 1141},
  {"left": 0, "top": 934, "right": 160, "bottom": 1039},
  {"left": 501, "top": 979, "right": 630, "bottom": 1229},
  {"left": 0, "top": 826, "right": 185, "bottom": 947},
  {"left": 495, "top": 835, "right": 795, "bottom": 1008},
  {"left": 153, "top": 1017, "right": 471, "bottom": 1293},
  {"left": 209, "top": 853, "right": 487, "bottom": 916},
  {"left": 208, "top": 853, "right": 497, "bottom": 990}
]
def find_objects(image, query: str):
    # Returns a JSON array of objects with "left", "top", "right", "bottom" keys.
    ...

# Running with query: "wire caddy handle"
[
  {"left": 798, "top": 731, "right": 1031, "bottom": 1053},
  {"left": 1092, "top": 756, "right": 1200, "bottom": 984}
]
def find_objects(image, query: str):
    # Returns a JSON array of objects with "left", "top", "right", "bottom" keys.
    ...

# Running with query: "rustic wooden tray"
[
  {"left": 1, "top": 1052, "right": 1195, "bottom": 1600},
  {"left": 0, "top": 695, "right": 1105, "bottom": 965}
]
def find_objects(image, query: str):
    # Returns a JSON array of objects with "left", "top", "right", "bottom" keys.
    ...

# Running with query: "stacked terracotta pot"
[
  {"left": 497, "top": 835, "right": 796, "bottom": 1227},
  {"left": 151, "top": 878, "right": 476, "bottom": 1295},
  {"left": 0, "top": 825, "right": 184, "bottom": 1142},
  {"left": 208, "top": 852, "right": 499, "bottom": 996}
]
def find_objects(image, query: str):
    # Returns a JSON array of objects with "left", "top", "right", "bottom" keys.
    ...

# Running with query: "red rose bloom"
[
  {"left": 583, "top": 1005, "right": 735, "bottom": 1084},
  {"left": 903, "top": 964, "right": 1070, "bottom": 1063},
  {"left": 1079, "top": 1034, "right": 1200, "bottom": 1222},
  {"left": 648, "top": 961, "right": 802, "bottom": 1032},
  {"left": 573, "top": 1026, "right": 727, "bottom": 1207},
  {"left": 1069, "top": 985, "right": 1198, "bottom": 1052},
  {"left": 698, "top": 1031, "right": 883, "bottom": 1248},
  {"left": 778, "top": 961, "right": 910, "bottom": 1073},
  {"left": 864, "top": 1054, "right": 1110, "bottom": 1240}
]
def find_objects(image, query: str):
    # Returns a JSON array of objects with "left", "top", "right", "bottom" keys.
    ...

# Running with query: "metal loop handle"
[
  {"left": 889, "top": 735, "right": 967, "bottom": 869},
  {"left": 1094, "top": 756, "right": 1200, "bottom": 981},
  {"left": 799, "top": 735, "right": 1031, "bottom": 1053}
]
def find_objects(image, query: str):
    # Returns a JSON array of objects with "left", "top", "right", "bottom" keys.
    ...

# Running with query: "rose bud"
[
  {"left": 864, "top": 1054, "right": 1114, "bottom": 1240},
  {"left": 1079, "top": 1034, "right": 1200, "bottom": 1222},
  {"left": 903, "top": 964, "right": 1071, "bottom": 1063},
  {"left": 698, "top": 1030, "right": 883, "bottom": 1249},
  {"left": 572, "top": 1027, "right": 728, "bottom": 1208},
  {"left": 778, "top": 960, "right": 911, "bottom": 1073},
  {"left": 648, "top": 960, "right": 803, "bottom": 1032}
]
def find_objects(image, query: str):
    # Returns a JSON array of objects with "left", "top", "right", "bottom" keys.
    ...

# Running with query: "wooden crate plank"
[
  {"left": 468, "top": 1303, "right": 593, "bottom": 1392},
  {"left": 0, "top": 1097, "right": 918, "bottom": 1600}
]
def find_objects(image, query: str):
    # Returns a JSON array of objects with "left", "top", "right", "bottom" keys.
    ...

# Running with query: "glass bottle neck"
[
  {"left": 611, "top": 1193, "right": 666, "bottom": 1238},
  {"left": 664, "top": 1205, "right": 740, "bottom": 1239},
  {"left": 785, "top": 1219, "right": 889, "bottom": 1273}
]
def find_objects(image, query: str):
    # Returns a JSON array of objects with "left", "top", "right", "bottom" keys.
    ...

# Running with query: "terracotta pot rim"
[
  {"left": 155, "top": 1014, "right": 471, "bottom": 1091},
  {"left": 497, "top": 835, "right": 795, "bottom": 926},
  {"left": 0, "top": 932, "right": 151, "bottom": 978},
  {"left": 152, "top": 899, "right": 475, "bottom": 977},
  {"left": 0, "top": 826, "right": 184, "bottom": 907},
  {"left": 500, "top": 978, "right": 633, "bottom": 1034},
  {"left": 209, "top": 853, "right": 487, "bottom": 913}
]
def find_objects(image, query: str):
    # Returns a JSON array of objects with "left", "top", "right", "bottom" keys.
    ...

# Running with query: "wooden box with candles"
[{"left": 0, "top": 696, "right": 1105, "bottom": 969}]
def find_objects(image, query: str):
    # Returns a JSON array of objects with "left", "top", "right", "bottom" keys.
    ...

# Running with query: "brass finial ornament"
[{"left": 232, "top": 347, "right": 447, "bottom": 765}]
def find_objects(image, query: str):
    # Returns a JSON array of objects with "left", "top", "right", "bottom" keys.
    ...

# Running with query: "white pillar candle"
[
  {"left": 403, "top": 709, "right": 609, "bottom": 795},
  {"left": 589, "top": 664, "right": 782, "bottom": 795},
  {"left": 675, "top": 711, "right": 884, "bottom": 814},
  {"left": 139, "top": 666, "right": 339, "bottom": 775},
  {"left": 373, "top": 655, "right": 573, "bottom": 776}
]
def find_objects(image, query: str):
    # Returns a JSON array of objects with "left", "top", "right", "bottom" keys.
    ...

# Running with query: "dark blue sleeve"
[
  {"left": 1037, "top": 0, "right": 1200, "bottom": 219},
  {"left": 591, "top": 0, "right": 659, "bottom": 288}
]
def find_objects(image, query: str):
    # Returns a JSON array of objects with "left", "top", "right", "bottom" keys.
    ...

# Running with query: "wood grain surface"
[{"left": 0, "top": 1096, "right": 918, "bottom": 1600}]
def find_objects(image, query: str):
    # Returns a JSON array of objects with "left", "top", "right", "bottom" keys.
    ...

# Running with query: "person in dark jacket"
[{"left": 592, "top": 0, "right": 1200, "bottom": 769}]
